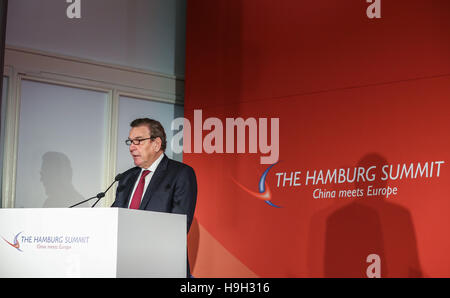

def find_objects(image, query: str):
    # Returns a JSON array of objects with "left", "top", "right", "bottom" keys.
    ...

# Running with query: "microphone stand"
[
  {"left": 69, "top": 179, "right": 118, "bottom": 208},
  {"left": 91, "top": 179, "right": 117, "bottom": 208}
]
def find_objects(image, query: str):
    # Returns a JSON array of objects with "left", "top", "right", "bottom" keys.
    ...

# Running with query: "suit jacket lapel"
[
  {"left": 139, "top": 154, "right": 168, "bottom": 210},
  {"left": 118, "top": 169, "right": 140, "bottom": 208}
]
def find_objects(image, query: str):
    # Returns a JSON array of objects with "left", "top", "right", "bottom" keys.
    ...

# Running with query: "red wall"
[{"left": 184, "top": 0, "right": 450, "bottom": 277}]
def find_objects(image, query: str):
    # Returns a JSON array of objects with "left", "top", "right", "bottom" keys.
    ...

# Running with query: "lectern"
[{"left": 0, "top": 208, "right": 186, "bottom": 277}]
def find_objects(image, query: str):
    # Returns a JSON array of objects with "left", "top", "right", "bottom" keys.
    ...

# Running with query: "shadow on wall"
[
  {"left": 40, "top": 151, "right": 86, "bottom": 208},
  {"left": 308, "top": 153, "right": 424, "bottom": 277}
]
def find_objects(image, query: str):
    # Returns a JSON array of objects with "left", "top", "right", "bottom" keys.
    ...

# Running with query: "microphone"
[
  {"left": 69, "top": 168, "right": 136, "bottom": 208},
  {"left": 90, "top": 177, "right": 120, "bottom": 208}
]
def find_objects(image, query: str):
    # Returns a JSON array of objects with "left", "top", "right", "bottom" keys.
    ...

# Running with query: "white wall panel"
[
  {"left": 15, "top": 80, "right": 108, "bottom": 208},
  {"left": 6, "top": 0, "right": 186, "bottom": 77}
]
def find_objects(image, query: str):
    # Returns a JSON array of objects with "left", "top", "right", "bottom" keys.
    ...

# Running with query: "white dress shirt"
[{"left": 127, "top": 153, "right": 164, "bottom": 208}]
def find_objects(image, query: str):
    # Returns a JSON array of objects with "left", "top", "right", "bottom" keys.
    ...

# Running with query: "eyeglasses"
[{"left": 125, "top": 136, "right": 155, "bottom": 146}]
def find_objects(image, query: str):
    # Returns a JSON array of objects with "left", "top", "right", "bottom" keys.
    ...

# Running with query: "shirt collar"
[{"left": 141, "top": 152, "right": 164, "bottom": 173}]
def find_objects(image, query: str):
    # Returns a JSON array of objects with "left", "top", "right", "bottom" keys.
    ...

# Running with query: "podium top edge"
[{"left": 0, "top": 207, "right": 187, "bottom": 219}]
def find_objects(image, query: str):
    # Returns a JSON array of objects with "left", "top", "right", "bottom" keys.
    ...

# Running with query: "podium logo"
[
  {"left": 233, "top": 162, "right": 282, "bottom": 208},
  {"left": 1, "top": 232, "right": 23, "bottom": 252},
  {"left": 1, "top": 232, "right": 90, "bottom": 252}
]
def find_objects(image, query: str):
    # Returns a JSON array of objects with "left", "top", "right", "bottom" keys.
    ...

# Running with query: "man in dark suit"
[{"left": 111, "top": 118, "right": 197, "bottom": 277}]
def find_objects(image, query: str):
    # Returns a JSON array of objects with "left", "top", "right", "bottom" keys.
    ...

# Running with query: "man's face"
[{"left": 128, "top": 125, "right": 161, "bottom": 168}]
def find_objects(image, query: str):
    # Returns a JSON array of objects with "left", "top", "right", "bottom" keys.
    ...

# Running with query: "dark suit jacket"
[
  {"left": 112, "top": 154, "right": 197, "bottom": 232},
  {"left": 111, "top": 154, "right": 197, "bottom": 277}
]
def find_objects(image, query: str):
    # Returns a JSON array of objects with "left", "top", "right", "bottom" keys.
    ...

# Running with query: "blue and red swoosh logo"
[
  {"left": 2, "top": 232, "right": 23, "bottom": 252},
  {"left": 233, "top": 162, "right": 281, "bottom": 208}
]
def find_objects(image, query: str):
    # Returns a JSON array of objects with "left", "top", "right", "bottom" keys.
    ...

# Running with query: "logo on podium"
[{"left": 2, "top": 232, "right": 23, "bottom": 252}]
